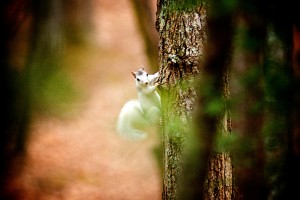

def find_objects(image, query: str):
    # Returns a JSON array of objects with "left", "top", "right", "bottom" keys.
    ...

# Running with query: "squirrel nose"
[{"left": 145, "top": 81, "right": 149, "bottom": 85}]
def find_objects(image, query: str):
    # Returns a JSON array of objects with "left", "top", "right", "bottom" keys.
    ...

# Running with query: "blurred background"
[{"left": 1, "top": 0, "right": 162, "bottom": 199}]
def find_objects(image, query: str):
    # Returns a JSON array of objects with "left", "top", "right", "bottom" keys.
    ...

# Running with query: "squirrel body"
[{"left": 117, "top": 67, "right": 161, "bottom": 140}]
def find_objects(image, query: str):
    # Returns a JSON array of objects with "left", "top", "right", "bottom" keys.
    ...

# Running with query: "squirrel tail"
[
  {"left": 117, "top": 125, "right": 147, "bottom": 140},
  {"left": 116, "top": 100, "right": 147, "bottom": 140}
]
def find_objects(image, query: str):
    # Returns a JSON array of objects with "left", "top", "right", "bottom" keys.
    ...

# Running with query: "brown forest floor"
[{"left": 12, "top": 1, "right": 162, "bottom": 200}]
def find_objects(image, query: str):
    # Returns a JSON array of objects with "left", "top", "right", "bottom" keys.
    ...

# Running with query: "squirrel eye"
[
  {"left": 137, "top": 78, "right": 140, "bottom": 81},
  {"left": 146, "top": 74, "right": 149, "bottom": 76}
]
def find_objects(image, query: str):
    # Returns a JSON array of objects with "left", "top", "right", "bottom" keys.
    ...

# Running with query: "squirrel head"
[
  {"left": 131, "top": 67, "right": 149, "bottom": 87},
  {"left": 131, "top": 67, "right": 159, "bottom": 88}
]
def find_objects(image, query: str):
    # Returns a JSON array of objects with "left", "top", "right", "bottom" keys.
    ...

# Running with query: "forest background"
[
  {"left": 1, "top": 0, "right": 161, "bottom": 199},
  {"left": 1, "top": 0, "right": 300, "bottom": 200}
]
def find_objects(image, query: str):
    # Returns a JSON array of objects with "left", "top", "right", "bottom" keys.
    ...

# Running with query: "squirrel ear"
[
  {"left": 131, "top": 71, "right": 136, "bottom": 78},
  {"left": 142, "top": 66, "right": 145, "bottom": 70}
]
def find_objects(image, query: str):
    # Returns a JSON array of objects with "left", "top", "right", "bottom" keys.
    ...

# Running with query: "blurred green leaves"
[
  {"left": 25, "top": 0, "right": 83, "bottom": 118},
  {"left": 164, "top": 0, "right": 205, "bottom": 12},
  {"left": 29, "top": 63, "right": 79, "bottom": 116}
]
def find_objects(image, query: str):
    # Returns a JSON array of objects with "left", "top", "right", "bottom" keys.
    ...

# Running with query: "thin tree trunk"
[
  {"left": 230, "top": 3, "right": 268, "bottom": 199},
  {"left": 203, "top": 64, "right": 234, "bottom": 200},
  {"left": 196, "top": 2, "right": 235, "bottom": 198},
  {"left": 0, "top": 1, "right": 31, "bottom": 198}
]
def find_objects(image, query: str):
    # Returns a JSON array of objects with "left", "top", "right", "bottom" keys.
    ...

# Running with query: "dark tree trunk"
[
  {"left": 230, "top": 2, "right": 268, "bottom": 199},
  {"left": 203, "top": 65, "right": 234, "bottom": 200},
  {"left": 0, "top": 1, "right": 31, "bottom": 199},
  {"left": 196, "top": 2, "right": 235, "bottom": 199}
]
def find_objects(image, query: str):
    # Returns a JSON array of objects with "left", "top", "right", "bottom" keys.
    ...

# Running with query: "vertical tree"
[
  {"left": 263, "top": 0, "right": 300, "bottom": 199},
  {"left": 0, "top": 1, "right": 31, "bottom": 198},
  {"left": 198, "top": 1, "right": 235, "bottom": 198},
  {"left": 155, "top": 0, "right": 207, "bottom": 198},
  {"left": 181, "top": 0, "right": 236, "bottom": 198},
  {"left": 155, "top": 0, "right": 234, "bottom": 198},
  {"left": 229, "top": 1, "right": 268, "bottom": 199}
]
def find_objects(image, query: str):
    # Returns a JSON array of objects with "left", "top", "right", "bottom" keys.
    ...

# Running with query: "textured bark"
[
  {"left": 194, "top": 1, "right": 236, "bottom": 199},
  {"left": 204, "top": 65, "right": 234, "bottom": 200},
  {"left": 206, "top": 153, "right": 233, "bottom": 199},
  {"left": 156, "top": 1, "right": 207, "bottom": 199}
]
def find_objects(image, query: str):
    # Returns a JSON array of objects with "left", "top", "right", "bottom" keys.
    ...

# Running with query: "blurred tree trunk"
[
  {"left": 203, "top": 68, "right": 234, "bottom": 200},
  {"left": 291, "top": 21, "right": 300, "bottom": 200},
  {"left": 195, "top": 1, "right": 235, "bottom": 199},
  {"left": 230, "top": 2, "right": 268, "bottom": 199},
  {"left": 265, "top": 2, "right": 300, "bottom": 199},
  {"left": 0, "top": 1, "right": 31, "bottom": 199},
  {"left": 130, "top": 0, "right": 158, "bottom": 70},
  {"left": 0, "top": 1, "right": 63, "bottom": 198},
  {"left": 63, "top": 0, "right": 92, "bottom": 45}
]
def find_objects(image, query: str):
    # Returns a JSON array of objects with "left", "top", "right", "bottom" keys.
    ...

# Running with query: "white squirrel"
[{"left": 117, "top": 67, "right": 161, "bottom": 140}]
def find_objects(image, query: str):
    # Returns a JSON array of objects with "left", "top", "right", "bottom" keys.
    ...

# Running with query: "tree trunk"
[
  {"left": 156, "top": 1, "right": 207, "bottom": 199},
  {"left": 0, "top": 1, "right": 31, "bottom": 198},
  {"left": 200, "top": 2, "right": 236, "bottom": 197},
  {"left": 156, "top": 0, "right": 238, "bottom": 199},
  {"left": 230, "top": 3, "right": 268, "bottom": 199},
  {"left": 204, "top": 65, "right": 234, "bottom": 199}
]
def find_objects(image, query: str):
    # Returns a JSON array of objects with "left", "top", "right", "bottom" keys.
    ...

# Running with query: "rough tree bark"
[
  {"left": 200, "top": 2, "right": 235, "bottom": 199},
  {"left": 155, "top": 1, "right": 207, "bottom": 199},
  {"left": 204, "top": 67, "right": 234, "bottom": 199},
  {"left": 156, "top": 0, "right": 236, "bottom": 199}
]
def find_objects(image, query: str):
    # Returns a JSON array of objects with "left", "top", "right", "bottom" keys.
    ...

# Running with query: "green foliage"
[
  {"left": 30, "top": 66, "right": 79, "bottom": 117},
  {"left": 197, "top": 75, "right": 224, "bottom": 117},
  {"left": 205, "top": 96, "right": 223, "bottom": 116},
  {"left": 26, "top": 0, "right": 82, "bottom": 118},
  {"left": 214, "top": 132, "right": 238, "bottom": 152},
  {"left": 208, "top": 0, "right": 238, "bottom": 16},
  {"left": 163, "top": 92, "right": 186, "bottom": 151},
  {"left": 164, "top": 0, "right": 206, "bottom": 12}
]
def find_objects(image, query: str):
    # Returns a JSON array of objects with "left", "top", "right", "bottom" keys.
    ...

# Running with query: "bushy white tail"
[{"left": 117, "top": 100, "right": 148, "bottom": 140}]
